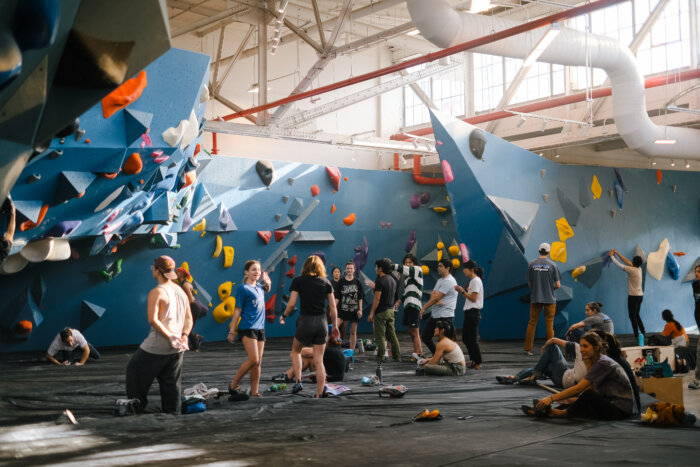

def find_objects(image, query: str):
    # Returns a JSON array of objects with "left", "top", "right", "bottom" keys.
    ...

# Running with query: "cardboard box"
[
  {"left": 622, "top": 345, "right": 676, "bottom": 371},
  {"left": 636, "top": 376, "right": 684, "bottom": 405}
]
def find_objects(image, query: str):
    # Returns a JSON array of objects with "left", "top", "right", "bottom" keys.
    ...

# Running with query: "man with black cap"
[
  {"left": 125, "top": 255, "right": 193, "bottom": 414},
  {"left": 524, "top": 243, "right": 561, "bottom": 356}
]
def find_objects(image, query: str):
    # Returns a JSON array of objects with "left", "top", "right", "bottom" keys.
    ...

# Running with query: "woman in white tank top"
[{"left": 419, "top": 321, "right": 467, "bottom": 376}]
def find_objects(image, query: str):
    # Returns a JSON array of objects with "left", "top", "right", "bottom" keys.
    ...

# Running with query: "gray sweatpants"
[
  {"left": 423, "top": 361, "right": 467, "bottom": 376},
  {"left": 126, "top": 348, "right": 183, "bottom": 414}
]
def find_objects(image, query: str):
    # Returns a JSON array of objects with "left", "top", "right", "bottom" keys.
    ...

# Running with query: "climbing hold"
[
  {"left": 542, "top": 194, "right": 549, "bottom": 203},
  {"left": 449, "top": 245, "right": 460, "bottom": 257},
  {"left": 218, "top": 281, "right": 233, "bottom": 301},
  {"left": 275, "top": 230, "right": 289, "bottom": 242},
  {"left": 310, "top": 184, "right": 319, "bottom": 197},
  {"left": 326, "top": 166, "right": 341, "bottom": 191},
  {"left": 288, "top": 177, "right": 294, "bottom": 186},
  {"left": 343, "top": 213, "right": 356, "bottom": 226},
  {"left": 451, "top": 258, "right": 460, "bottom": 270},
  {"left": 288, "top": 255, "right": 297, "bottom": 266},
  {"left": 74, "top": 128, "right": 85, "bottom": 141},
  {"left": 613, "top": 180, "right": 624, "bottom": 209},
  {"left": 274, "top": 214, "right": 281, "bottom": 222},
  {"left": 671, "top": 185, "right": 677, "bottom": 193},
  {"left": 122, "top": 153, "right": 143, "bottom": 175},
  {"left": 550, "top": 242, "right": 567, "bottom": 263},
  {"left": 213, "top": 296, "right": 236, "bottom": 323},
  {"left": 286, "top": 267, "right": 295, "bottom": 278},
  {"left": 101, "top": 70, "right": 148, "bottom": 118},
  {"left": 194, "top": 143, "right": 201, "bottom": 157},
  {"left": 152, "top": 151, "right": 169, "bottom": 164},
  {"left": 27, "top": 173, "right": 41, "bottom": 184},
  {"left": 19, "top": 204, "right": 48, "bottom": 231},
  {"left": 432, "top": 207, "right": 447, "bottom": 213},
  {"left": 44, "top": 220, "right": 81, "bottom": 238},
  {"left": 647, "top": 238, "right": 669, "bottom": 280},
  {"left": 141, "top": 132, "right": 152, "bottom": 147},
  {"left": 441, "top": 160, "right": 454, "bottom": 184},
  {"left": 180, "top": 170, "right": 196, "bottom": 190},
  {"left": 405, "top": 230, "right": 416, "bottom": 253},
  {"left": 460, "top": 243, "right": 469, "bottom": 262},
  {"left": 213, "top": 235, "right": 222, "bottom": 258},
  {"left": 437, "top": 250, "right": 443, "bottom": 261},
  {"left": 102, "top": 172, "right": 118, "bottom": 179},
  {"left": 420, "top": 192, "right": 430, "bottom": 205},
  {"left": 265, "top": 294, "right": 277, "bottom": 323},
  {"left": 613, "top": 168, "right": 627, "bottom": 192},
  {"left": 193, "top": 218, "right": 206, "bottom": 232},
  {"left": 100, "top": 258, "right": 123, "bottom": 282},
  {"left": 656, "top": 170, "right": 662, "bottom": 185},
  {"left": 282, "top": 195, "right": 289, "bottom": 203},
  {"left": 591, "top": 175, "right": 602, "bottom": 199},
  {"left": 436, "top": 241, "right": 445, "bottom": 250},
  {"left": 258, "top": 231, "right": 272, "bottom": 244},
  {"left": 81, "top": 300, "right": 106, "bottom": 331},
  {"left": 124, "top": 109, "right": 153, "bottom": 146},
  {"left": 256, "top": 160, "right": 275, "bottom": 187},
  {"left": 49, "top": 150, "right": 62, "bottom": 160},
  {"left": 571, "top": 265, "right": 586, "bottom": 280},
  {"left": 223, "top": 246, "right": 234, "bottom": 268},
  {"left": 287, "top": 198, "right": 304, "bottom": 220},
  {"left": 380, "top": 222, "right": 392, "bottom": 229},
  {"left": 352, "top": 237, "right": 369, "bottom": 272},
  {"left": 666, "top": 251, "right": 680, "bottom": 280},
  {"left": 420, "top": 265, "right": 429, "bottom": 275},
  {"left": 673, "top": 252, "right": 685, "bottom": 257},
  {"left": 55, "top": 171, "right": 96, "bottom": 204},
  {"left": 540, "top": 169, "right": 546, "bottom": 179},
  {"left": 555, "top": 217, "right": 574, "bottom": 242},
  {"left": 344, "top": 177, "right": 348, "bottom": 181},
  {"left": 410, "top": 194, "right": 421, "bottom": 209}
]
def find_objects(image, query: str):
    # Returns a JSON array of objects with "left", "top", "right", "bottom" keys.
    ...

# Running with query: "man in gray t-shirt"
[
  {"left": 524, "top": 243, "right": 561, "bottom": 354},
  {"left": 420, "top": 259, "right": 459, "bottom": 355}
]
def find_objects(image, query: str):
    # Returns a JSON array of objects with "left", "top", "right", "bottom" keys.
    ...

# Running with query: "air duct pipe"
[{"left": 407, "top": 0, "right": 700, "bottom": 160}]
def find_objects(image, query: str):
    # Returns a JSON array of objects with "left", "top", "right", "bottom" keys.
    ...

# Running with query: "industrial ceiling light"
[
  {"left": 555, "top": 153, "right": 560, "bottom": 158},
  {"left": 654, "top": 138, "right": 677, "bottom": 144},
  {"left": 407, "top": 29, "right": 421, "bottom": 36},
  {"left": 670, "top": 160, "right": 676, "bottom": 167},
  {"left": 469, "top": 0, "right": 491, "bottom": 13},
  {"left": 651, "top": 159, "right": 657, "bottom": 166},
  {"left": 522, "top": 23, "right": 560, "bottom": 68},
  {"left": 685, "top": 160, "right": 690, "bottom": 168}
]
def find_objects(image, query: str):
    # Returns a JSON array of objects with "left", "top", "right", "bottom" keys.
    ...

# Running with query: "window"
[
  {"left": 473, "top": 53, "right": 503, "bottom": 112},
  {"left": 404, "top": 64, "right": 464, "bottom": 127},
  {"left": 635, "top": 0, "right": 691, "bottom": 75}
]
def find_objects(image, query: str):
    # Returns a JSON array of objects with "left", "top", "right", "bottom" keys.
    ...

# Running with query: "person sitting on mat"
[
  {"left": 272, "top": 336, "right": 347, "bottom": 383},
  {"left": 660, "top": 309, "right": 689, "bottom": 348},
  {"left": 418, "top": 321, "right": 466, "bottom": 376},
  {"left": 495, "top": 336, "right": 585, "bottom": 388},
  {"left": 522, "top": 331, "right": 637, "bottom": 420},
  {"left": 46, "top": 327, "right": 101, "bottom": 366},
  {"left": 565, "top": 301, "right": 613, "bottom": 343},
  {"left": 594, "top": 330, "right": 641, "bottom": 413}
]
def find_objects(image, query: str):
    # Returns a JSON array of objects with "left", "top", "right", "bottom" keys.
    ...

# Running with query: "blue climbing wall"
[{"left": 431, "top": 109, "right": 700, "bottom": 339}]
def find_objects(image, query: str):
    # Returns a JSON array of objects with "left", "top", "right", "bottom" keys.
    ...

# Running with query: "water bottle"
[
  {"left": 358, "top": 339, "right": 365, "bottom": 353},
  {"left": 375, "top": 364, "right": 383, "bottom": 384},
  {"left": 645, "top": 350, "right": 654, "bottom": 366},
  {"left": 267, "top": 383, "right": 287, "bottom": 392},
  {"left": 638, "top": 334, "right": 644, "bottom": 347}
]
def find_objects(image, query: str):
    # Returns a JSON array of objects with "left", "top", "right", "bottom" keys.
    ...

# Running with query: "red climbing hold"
[
  {"left": 101, "top": 70, "right": 148, "bottom": 118},
  {"left": 122, "top": 153, "right": 143, "bottom": 175},
  {"left": 286, "top": 266, "right": 295, "bottom": 278},
  {"left": 311, "top": 184, "right": 320, "bottom": 197},
  {"left": 330, "top": 204, "right": 336, "bottom": 214},
  {"left": 275, "top": 230, "right": 289, "bottom": 242},
  {"left": 194, "top": 143, "right": 201, "bottom": 157},
  {"left": 343, "top": 213, "right": 356, "bottom": 226},
  {"left": 265, "top": 294, "right": 277, "bottom": 322},
  {"left": 258, "top": 230, "right": 272, "bottom": 244},
  {"left": 288, "top": 255, "right": 297, "bottom": 266},
  {"left": 326, "top": 166, "right": 341, "bottom": 191},
  {"left": 656, "top": 170, "right": 662, "bottom": 185}
]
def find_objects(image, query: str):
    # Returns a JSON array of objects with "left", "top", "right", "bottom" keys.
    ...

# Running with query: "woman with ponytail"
[{"left": 455, "top": 260, "right": 484, "bottom": 369}]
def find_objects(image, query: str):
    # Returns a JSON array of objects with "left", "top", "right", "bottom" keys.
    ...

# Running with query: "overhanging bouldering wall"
[{"left": 430, "top": 109, "right": 700, "bottom": 339}]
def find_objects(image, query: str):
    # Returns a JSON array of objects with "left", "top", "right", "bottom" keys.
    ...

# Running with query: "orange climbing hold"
[
  {"left": 194, "top": 143, "right": 201, "bottom": 157},
  {"left": 286, "top": 266, "right": 295, "bottom": 278},
  {"left": 274, "top": 230, "right": 289, "bottom": 242},
  {"left": 20, "top": 204, "right": 48, "bottom": 231},
  {"left": 181, "top": 171, "right": 196, "bottom": 190},
  {"left": 311, "top": 184, "right": 320, "bottom": 197},
  {"left": 344, "top": 177, "right": 348, "bottom": 181},
  {"left": 15, "top": 320, "right": 33, "bottom": 335},
  {"left": 656, "top": 170, "right": 662, "bottom": 185},
  {"left": 85, "top": 139, "right": 91, "bottom": 144},
  {"left": 258, "top": 230, "right": 272, "bottom": 244},
  {"left": 673, "top": 251, "right": 685, "bottom": 256},
  {"left": 326, "top": 166, "right": 341, "bottom": 191},
  {"left": 102, "top": 172, "right": 118, "bottom": 179},
  {"left": 101, "top": 70, "right": 148, "bottom": 118},
  {"left": 330, "top": 204, "right": 336, "bottom": 214},
  {"left": 122, "top": 153, "right": 143, "bottom": 175},
  {"left": 288, "top": 255, "right": 297, "bottom": 266},
  {"left": 343, "top": 213, "right": 356, "bottom": 226}
]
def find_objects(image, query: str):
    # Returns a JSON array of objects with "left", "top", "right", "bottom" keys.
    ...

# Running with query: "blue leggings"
[{"left": 516, "top": 344, "right": 568, "bottom": 387}]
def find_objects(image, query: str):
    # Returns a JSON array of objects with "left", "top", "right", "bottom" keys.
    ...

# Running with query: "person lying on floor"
[
  {"left": 272, "top": 336, "right": 347, "bottom": 383},
  {"left": 46, "top": 327, "right": 101, "bottom": 366},
  {"left": 522, "top": 331, "right": 638, "bottom": 420},
  {"left": 495, "top": 336, "right": 585, "bottom": 388},
  {"left": 418, "top": 321, "right": 466, "bottom": 376},
  {"left": 565, "top": 301, "right": 613, "bottom": 343}
]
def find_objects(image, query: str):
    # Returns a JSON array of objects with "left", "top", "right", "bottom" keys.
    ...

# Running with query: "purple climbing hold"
[
  {"left": 410, "top": 193, "right": 421, "bottom": 209},
  {"left": 419, "top": 192, "right": 430, "bottom": 205},
  {"left": 43, "top": 220, "right": 81, "bottom": 238},
  {"left": 601, "top": 252, "right": 613, "bottom": 268},
  {"left": 310, "top": 251, "right": 326, "bottom": 265},
  {"left": 352, "top": 237, "right": 369, "bottom": 272},
  {"left": 613, "top": 168, "right": 627, "bottom": 192},
  {"left": 405, "top": 230, "right": 416, "bottom": 252}
]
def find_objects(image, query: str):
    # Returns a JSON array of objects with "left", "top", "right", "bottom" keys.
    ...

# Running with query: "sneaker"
[
  {"left": 410, "top": 352, "right": 425, "bottom": 362},
  {"left": 271, "top": 373, "right": 294, "bottom": 383},
  {"left": 292, "top": 382, "right": 303, "bottom": 394},
  {"left": 524, "top": 350, "right": 534, "bottom": 356},
  {"left": 688, "top": 380, "right": 700, "bottom": 390}
]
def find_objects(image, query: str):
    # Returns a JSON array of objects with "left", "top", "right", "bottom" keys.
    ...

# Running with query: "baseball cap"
[
  {"left": 175, "top": 267, "right": 191, "bottom": 281},
  {"left": 538, "top": 242, "right": 551, "bottom": 253},
  {"left": 154, "top": 255, "right": 178, "bottom": 280}
]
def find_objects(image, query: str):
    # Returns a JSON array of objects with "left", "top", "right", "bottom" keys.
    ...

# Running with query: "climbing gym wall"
[{"left": 431, "top": 109, "right": 700, "bottom": 339}]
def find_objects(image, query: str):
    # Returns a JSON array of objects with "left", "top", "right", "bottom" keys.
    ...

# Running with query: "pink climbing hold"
[
  {"left": 460, "top": 243, "right": 470, "bottom": 262},
  {"left": 311, "top": 184, "right": 320, "bottom": 197},
  {"left": 410, "top": 194, "right": 421, "bottom": 209},
  {"left": 441, "top": 160, "right": 454, "bottom": 184},
  {"left": 106, "top": 209, "right": 121, "bottom": 222},
  {"left": 326, "top": 166, "right": 341, "bottom": 191},
  {"left": 258, "top": 230, "right": 272, "bottom": 244},
  {"left": 141, "top": 132, "right": 152, "bottom": 146},
  {"left": 405, "top": 230, "right": 416, "bottom": 252},
  {"left": 436, "top": 140, "right": 443, "bottom": 146}
]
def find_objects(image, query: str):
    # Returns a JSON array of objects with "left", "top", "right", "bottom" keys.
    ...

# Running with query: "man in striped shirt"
[{"left": 393, "top": 254, "right": 424, "bottom": 359}]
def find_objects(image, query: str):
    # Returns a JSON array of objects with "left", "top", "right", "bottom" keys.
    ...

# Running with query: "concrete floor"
[{"left": 0, "top": 334, "right": 698, "bottom": 466}]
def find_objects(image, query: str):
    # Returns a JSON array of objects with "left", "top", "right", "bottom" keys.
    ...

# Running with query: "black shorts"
[
  {"left": 294, "top": 314, "right": 328, "bottom": 346},
  {"left": 402, "top": 306, "right": 420, "bottom": 328},
  {"left": 239, "top": 328, "right": 266, "bottom": 341},
  {"left": 338, "top": 308, "right": 360, "bottom": 323}
]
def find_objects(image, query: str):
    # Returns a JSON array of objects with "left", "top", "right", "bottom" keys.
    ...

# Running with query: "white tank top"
[
  {"left": 140, "top": 284, "right": 190, "bottom": 355},
  {"left": 443, "top": 342, "right": 465, "bottom": 364}
]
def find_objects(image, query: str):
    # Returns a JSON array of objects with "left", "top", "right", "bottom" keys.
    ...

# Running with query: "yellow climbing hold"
[
  {"left": 179, "top": 261, "right": 193, "bottom": 283},
  {"left": 448, "top": 245, "right": 460, "bottom": 257},
  {"left": 213, "top": 296, "right": 236, "bottom": 323},
  {"left": 229, "top": 316, "right": 242, "bottom": 332},
  {"left": 433, "top": 207, "right": 447, "bottom": 213},
  {"left": 591, "top": 175, "right": 602, "bottom": 199},
  {"left": 193, "top": 218, "right": 206, "bottom": 237},
  {"left": 420, "top": 265, "right": 429, "bottom": 275},
  {"left": 451, "top": 258, "right": 460, "bottom": 270},
  {"left": 223, "top": 246, "right": 234, "bottom": 268},
  {"left": 555, "top": 217, "right": 574, "bottom": 242},
  {"left": 437, "top": 250, "right": 443, "bottom": 261},
  {"left": 213, "top": 235, "right": 222, "bottom": 258},
  {"left": 218, "top": 281, "right": 233, "bottom": 301},
  {"left": 437, "top": 242, "right": 444, "bottom": 250},
  {"left": 550, "top": 241, "right": 567, "bottom": 263},
  {"left": 571, "top": 265, "right": 586, "bottom": 281}
]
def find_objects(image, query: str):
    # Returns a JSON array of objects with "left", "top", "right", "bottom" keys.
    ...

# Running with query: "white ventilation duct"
[{"left": 406, "top": 0, "right": 700, "bottom": 160}]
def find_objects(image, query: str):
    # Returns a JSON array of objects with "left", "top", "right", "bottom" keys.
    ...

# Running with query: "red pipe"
[
  {"left": 211, "top": 131, "right": 219, "bottom": 154},
  {"left": 393, "top": 68, "right": 700, "bottom": 140},
  {"left": 413, "top": 153, "right": 445, "bottom": 185},
  {"left": 393, "top": 153, "right": 400, "bottom": 171},
  {"left": 222, "top": 0, "right": 627, "bottom": 121}
]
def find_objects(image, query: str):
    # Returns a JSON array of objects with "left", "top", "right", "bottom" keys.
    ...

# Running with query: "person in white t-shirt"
[
  {"left": 420, "top": 259, "right": 458, "bottom": 356},
  {"left": 46, "top": 328, "right": 101, "bottom": 366},
  {"left": 455, "top": 260, "right": 484, "bottom": 369}
]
